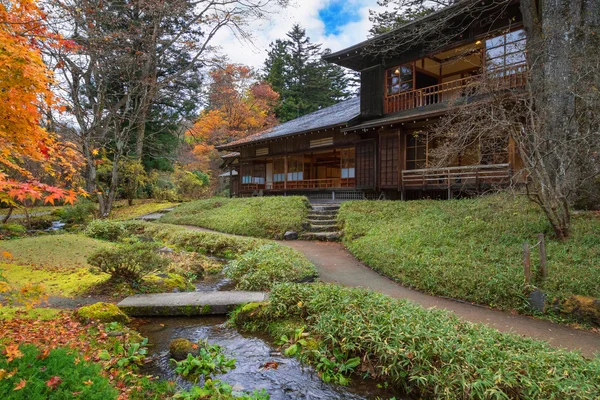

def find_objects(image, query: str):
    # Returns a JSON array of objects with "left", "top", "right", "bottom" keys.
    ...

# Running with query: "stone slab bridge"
[{"left": 117, "top": 291, "right": 268, "bottom": 317}]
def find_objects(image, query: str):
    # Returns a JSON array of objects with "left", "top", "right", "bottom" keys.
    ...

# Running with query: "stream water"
[
  {"left": 134, "top": 272, "right": 405, "bottom": 399},
  {"left": 135, "top": 316, "right": 404, "bottom": 400}
]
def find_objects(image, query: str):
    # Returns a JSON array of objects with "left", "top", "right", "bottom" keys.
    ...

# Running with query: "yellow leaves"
[
  {"left": 92, "top": 149, "right": 99, "bottom": 156},
  {"left": 83, "top": 379, "right": 94, "bottom": 385},
  {"left": 3, "top": 344, "right": 23, "bottom": 362},
  {"left": 0, "top": 369, "right": 17, "bottom": 380},
  {"left": 13, "top": 379, "right": 27, "bottom": 391}
]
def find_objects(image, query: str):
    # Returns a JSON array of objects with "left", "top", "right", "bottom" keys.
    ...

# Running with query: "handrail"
[
  {"left": 384, "top": 64, "right": 527, "bottom": 114},
  {"left": 402, "top": 163, "right": 510, "bottom": 175}
]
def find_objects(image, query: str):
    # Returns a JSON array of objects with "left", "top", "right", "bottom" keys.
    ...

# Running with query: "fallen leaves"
[
  {"left": 46, "top": 375, "right": 62, "bottom": 389},
  {"left": 13, "top": 378, "right": 27, "bottom": 390},
  {"left": 3, "top": 344, "right": 23, "bottom": 362}
]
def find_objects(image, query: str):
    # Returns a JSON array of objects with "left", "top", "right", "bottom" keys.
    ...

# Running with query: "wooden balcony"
[
  {"left": 241, "top": 178, "right": 356, "bottom": 192},
  {"left": 384, "top": 64, "right": 528, "bottom": 114},
  {"left": 402, "top": 163, "right": 512, "bottom": 190}
]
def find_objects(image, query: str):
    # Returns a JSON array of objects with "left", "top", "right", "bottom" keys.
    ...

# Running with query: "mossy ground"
[
  {"left": 0, "top": 307, "right": 63, "bottom": 321},
  {"left": 108, "top": 200, "right": 179, "bottom": 221},
  {"left": 75, "top": 302, "right": 130, "bottom": 323}
]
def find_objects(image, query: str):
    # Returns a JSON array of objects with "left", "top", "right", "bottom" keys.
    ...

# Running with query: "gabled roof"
[{"left": 217, "top": 97, "right": 361, "bottom": 150}]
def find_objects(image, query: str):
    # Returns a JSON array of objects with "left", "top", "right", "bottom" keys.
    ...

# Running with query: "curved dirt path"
[{"left": 183, "top": 225, "right": 600, "bottom": 358}]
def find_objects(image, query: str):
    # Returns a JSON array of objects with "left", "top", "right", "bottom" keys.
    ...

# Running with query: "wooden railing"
[
  {"left": 402, "top": 163, "right": 512, "bottom": 189},
  {"left": 384, "top": 64, "right": 528, "bottom": 114},
  {"left": 242, "top": 178, "right": 356, "bottom": 192}
]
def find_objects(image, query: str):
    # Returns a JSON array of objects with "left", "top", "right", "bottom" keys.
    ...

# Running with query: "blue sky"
[{"left": 319, "top": 1, "right": 363, "bottom": 35}]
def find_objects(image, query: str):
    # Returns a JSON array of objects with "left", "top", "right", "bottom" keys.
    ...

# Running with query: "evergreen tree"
[
  {"left": 369, "top": 0, "right": 454, "bottom": 36},
  {"left": 263, "top": 24, "right": 353, "bottom": 122}
]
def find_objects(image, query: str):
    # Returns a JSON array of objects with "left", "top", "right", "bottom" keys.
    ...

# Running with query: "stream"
[{"left": 134, "top": 273, "right": 406, "bottom": 399}]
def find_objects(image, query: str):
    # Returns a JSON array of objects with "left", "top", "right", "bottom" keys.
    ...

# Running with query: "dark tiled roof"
[{"left": 217, "top": 97, "right": 360, "bottom": 150}]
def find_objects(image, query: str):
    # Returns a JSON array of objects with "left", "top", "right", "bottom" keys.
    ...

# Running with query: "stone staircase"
[{"left": 300, "top": 204, "right": 341, "bottom": 241}]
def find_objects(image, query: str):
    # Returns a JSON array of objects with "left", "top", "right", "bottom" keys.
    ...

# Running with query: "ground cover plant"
[
  {"left": 226, "top": 243, "right": 317, "bottom": 291},
  {"left": 107, "top": 200, "right": 179, "bottom": 221},
  {"left": 160, "top": 196, "right": 310, "bottom": 238},
  {"left": 235, "top": 283, "right": 600, "bottom": 399},
  {"left": 338, "top": 193, "right": 600, "bottom": 314}
]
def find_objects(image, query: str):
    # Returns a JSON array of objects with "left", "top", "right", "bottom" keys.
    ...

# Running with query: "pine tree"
[
  {"left": 369, "top": 0, "right": 455, "bottom": 36},
  {"left": 263, "top": 24, "right": 353, "bottom": 122}
]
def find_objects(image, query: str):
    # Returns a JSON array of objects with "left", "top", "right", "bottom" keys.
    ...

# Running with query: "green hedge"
[
  {"left": 160, "top": 197, "right": 310, "bottom": 238},
  {"left": 240, "top": 283, "right": 600, "bottom": 399},
  {"left": 338, "top": 194, "right": 600, "bottom": 312}
]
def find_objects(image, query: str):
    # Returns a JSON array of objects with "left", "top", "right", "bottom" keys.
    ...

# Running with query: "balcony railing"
[
  {"left": 402, "top": 163, "right": 512, "bottom": 189},
  {"left": 241, "top": 178, "right": 356, "bottom": 192},
  {"left": 384, "top": 64, "right": 528, "bottom": 114}
]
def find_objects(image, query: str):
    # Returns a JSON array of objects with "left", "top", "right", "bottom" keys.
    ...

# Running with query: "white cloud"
[{"left": 210, "top": 0, "right": 383, "bottom": 71}]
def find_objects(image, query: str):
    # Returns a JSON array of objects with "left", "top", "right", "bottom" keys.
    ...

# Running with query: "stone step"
[
  {"left": 309, "top": 224, "right": 338, "bottom": 232},
  {"left": 311, "top": 205, "right": 340, "bottom": 212},
  {"left": 308, "top": 210, "right": 337, "bottom": 217},
  {"left": 117, "top": 291, "right": 268, "bottom": 317},
  {"left": 300, "top": 232, "right": 341, "bottom": 242},
  {"left": 307, "top": 219, "right": 337, "bottom": 226}
]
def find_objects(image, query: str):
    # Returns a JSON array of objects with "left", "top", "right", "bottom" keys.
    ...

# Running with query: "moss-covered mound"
[
  {"left": 144, "top": 273, "right": 193, "bottom": 293},
  {"left": 160, "top": 197, "right": 310, "bottom": 239},
  {"left": 169, "top": 338, "right": 200, "bottom": 361},
  {"left": 75, "top": 302, "right": 130, "bottom": 324}
]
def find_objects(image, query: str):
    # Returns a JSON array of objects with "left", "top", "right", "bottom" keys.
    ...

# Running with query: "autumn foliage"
[
  {"left": 186, "top": 64, "right": 279, "bottom": 172},
  {"left": 0, "top": 0, "right": 81, "bottom": 208}
]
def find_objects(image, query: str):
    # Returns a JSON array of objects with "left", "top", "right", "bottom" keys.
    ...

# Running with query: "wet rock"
[
  {"left": 169, "top": 338, "right": 199, "bottom": 361},
  {"left": 554, "top": 295, "right": 600, "bottom": 326},
  {"left": 284, "top": 231, "right": 298, "bottom": 241},
  {"left": 158, "top": 246, "right": 174, "bottom": 254}
]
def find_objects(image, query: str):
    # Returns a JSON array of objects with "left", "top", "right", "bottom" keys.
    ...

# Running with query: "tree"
[
  {"left": 185, "top": 64, "right": 279, "bottom": 174},
  {"left": 46, "top": 0, "right": 288, "bottom": 217},
  {"left": 369, "top": 0, "right": 455, "bottom": 35},
  {"left": 264, "top": 24, "right": 354, "bottom": 122},
  {"left": 0, "top": 0, "right": 81, "bottom": 216}
]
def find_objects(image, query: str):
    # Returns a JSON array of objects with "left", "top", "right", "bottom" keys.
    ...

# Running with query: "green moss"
[
  {"left": 160, "top": 196, "right": 310, "bottom": 238},
  {"left": 169, "top": 338, "right": 199, "bottom": 361},
  {"left": 558, "top": 295, "right": 600, "bottom": 325},
  {"left": 0, "top": 307, "right": 63, "bottom": 321},
  {"left": 108, "top": 200, "right": 179, "bottom": 221},
  {"left": 75, "top": 302, "right": 130, "bottom": 324},
  {"left": 0, "top": 263, "right": 109, "bottom": 297},
  {"left": 143, "top": 273, "right": 193, "bottom": 292}
]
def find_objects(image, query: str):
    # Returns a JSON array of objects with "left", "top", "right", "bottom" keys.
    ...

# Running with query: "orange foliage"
[
  {"left": 0, "top": 0, "right": 82, "bottom": 206},
  {"left": 185, "top": 64, "right": 279, "bottom": 171}
]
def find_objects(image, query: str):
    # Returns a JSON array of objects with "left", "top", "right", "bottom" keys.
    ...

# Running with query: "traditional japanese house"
[{"left": 219, "top": 0, "right": 527, "bottom": 200}]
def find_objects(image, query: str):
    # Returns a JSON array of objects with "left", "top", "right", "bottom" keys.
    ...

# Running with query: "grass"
[
  {"left": 160, "top": 197, "right": 310, "bottom": 239},
  {"left": 0, "top": 234, "right": 113, "bottom": 269},
  {"left": 108, "top": 200, "right": 179, "bottom": 221},
  {"left": 338, "top": 193, "right": 600, "bottom": 313},
  {"left": 236, "top": 283, "right": 600, "bottom": 399}
]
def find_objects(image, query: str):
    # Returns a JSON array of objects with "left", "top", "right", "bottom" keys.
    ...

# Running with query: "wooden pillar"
[{"left": 284, "top": 155, "right": 288, "bottom": 191}]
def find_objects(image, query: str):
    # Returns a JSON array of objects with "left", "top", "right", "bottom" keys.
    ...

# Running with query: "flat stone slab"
[{"left": 117, "top": 291, "right": 268, "bottom": 317}]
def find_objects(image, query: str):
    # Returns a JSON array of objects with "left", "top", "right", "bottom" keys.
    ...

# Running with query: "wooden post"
[
  {"left": 523, "top": 242, "right": 531, "bottom": 285},
  {"left": 538, "top": 233, "right": 548, "bottom": 280}
]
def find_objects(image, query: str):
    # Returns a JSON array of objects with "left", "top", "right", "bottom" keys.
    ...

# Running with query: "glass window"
[
  {"left": 287, "top": 155, "right": 303, "bottom": 182},
  {"left": 406, "top": 133, "right": 428, "bottom": 170},
  {"left": 485, "top": 29, "right": 526, "bottom": 75},
  {"left": 341, "top": 148, "right": 355, "bottom": 179},
  {"left": 387, "top": 64, "right": 413, "bottom": 96},
  {"left": 273, "top": 158, "right": 285, "bottom": 182}
]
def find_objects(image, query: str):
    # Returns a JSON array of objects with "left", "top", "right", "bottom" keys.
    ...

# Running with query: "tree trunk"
[{"left": 2, "top": 206, "right": 14, "bottom": 224}]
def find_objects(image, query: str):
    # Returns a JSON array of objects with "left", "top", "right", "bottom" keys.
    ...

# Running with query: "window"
[
  {"left": 406, "top": 133, "right": 428, "bottom": 170},
  {"left": 273, "top": 158, "right": 285, "bottom": 182},
  {"left": 480, "top": 136, "right": 509, "bottom": 165},
  {"left": 256, "top": 147, "right": 269, "bottom": 156},
  {"left": 287, "top": 155, "right": 303, "bottom": 181},
  {"left": 386, "top": 64, "right": 413, "bottom": 96},
  {"left": 485, "top": 29, "right": 526, "bottom": 75},
  {"left": 241, "top": 162, "right": 253, "bottom": 184},
  {"left": 241, "top": 163, "right": 265, "bottom": 185},
  {"left": 310, "top": 137, "right": 333, "bottom": 148},
  {"left": 341, "top": 148, "right": 355, "bottom": 179}
]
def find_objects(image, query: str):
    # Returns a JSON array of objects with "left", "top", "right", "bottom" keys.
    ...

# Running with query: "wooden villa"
[{"left": 219, "top": 0, "right": 526, "bottom": 201}]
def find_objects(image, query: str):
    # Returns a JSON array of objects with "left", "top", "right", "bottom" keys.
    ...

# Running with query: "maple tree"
[
  {"left": 0, "top": 0, "right": 82, "bottom": 215},
  {"left": 186, "top": 64, "right": 279, "bottom": 172}
]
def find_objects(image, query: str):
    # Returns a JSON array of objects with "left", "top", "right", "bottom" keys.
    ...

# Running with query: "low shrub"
[
  {"left": 171, "top": 340, "right": 236, "bottom": 381},
  {"left": 56, "top": 200, "right": 97, "bottom": 224},
  {"left": 87, "top": 242, "right": 170, "bottom": 284},
  {"left": 226, "top": 243, "right": 317, "bottom": 291},
  {"left": 0, "top": 344, "right": 117, "bottom": 399},
  {"left": 338, "top": 194, "right": 600, "bottom": 313},
  {"left": 160, "top": 196, "right": 310, "bottom": 238},
  {"left": 85, "top": 219, "right": 126, "bottom": 242},
  {"left": 239, "top": 283, "right": 600, "bottom": 399},
  {"left": 0, "top": 223, "right": 26, "bottom": 238}
]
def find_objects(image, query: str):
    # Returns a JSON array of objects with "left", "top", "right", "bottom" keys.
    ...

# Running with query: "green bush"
[
  {"left": 0, "top": 223, "right": 27, "bottom": 238},
  {"left": 56, "top": 200, "right": 97, "bottom": 224},
  {"left": 87, "top": 242, "right": 170, "bottom": 284},
  {"left": 160, "top": 197, "right": 310, "bottom": 238},
  {"left": 241, "top": 283, "right": 600, "bottom": 399},
  {"left": 85, "top": 219, "right": 126, "bottom": 242},
  {"left": 0, "top": 345, "right": 117, "bottom": 399},
  {"left": 171, "top": 340, "right": 236, "bottom": 381},
  {"left": 338, "top": 194, "right": 600, "bottom": 312},
  {"left": 226, "top": 243, "right": 317, "bottom": 291}
]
